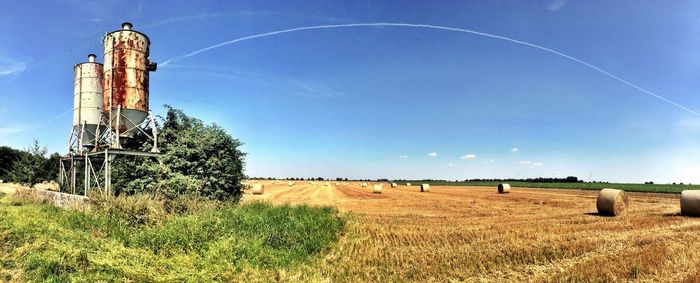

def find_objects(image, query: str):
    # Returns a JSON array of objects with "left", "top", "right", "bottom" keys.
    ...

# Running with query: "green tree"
[
  {"left": 10, "top": 140, "right": 48, "bottom": 187},
  {"left": 0, "top": 146, "right": 22, "bottom": 181},
  {"left": 158, "top": 106, "right": 246, "bottom": 201},
  {"left": 41, "top": 153, "right": 61, "bottom": 182}
]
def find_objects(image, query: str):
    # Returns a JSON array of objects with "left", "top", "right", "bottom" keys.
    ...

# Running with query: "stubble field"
[{"left": 245, "top": 181, "right": 700, "bottom": 282}]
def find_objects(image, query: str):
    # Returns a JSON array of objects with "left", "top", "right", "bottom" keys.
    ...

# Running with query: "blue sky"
[{"left": 1, "top": 0, "right": 700, "bottom": 183}]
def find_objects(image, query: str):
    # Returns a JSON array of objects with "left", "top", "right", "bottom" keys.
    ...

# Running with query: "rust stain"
[{"left": 102, "top": 29, "right": 154, "bottom": 133}]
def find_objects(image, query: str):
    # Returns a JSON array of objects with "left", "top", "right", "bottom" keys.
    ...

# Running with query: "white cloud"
[
  {"left": 547, "top": 0, "right": 568, "bottom": 11},
  {"left": 448, "top": 162, "right": 458, "bottom": 167},
  {"left": 484, "top": 159, "right": 495, "bottom": 164},
  {"left": 428, "top": 152, "right": 438, "bottom": 157},
  {"left": 0, "top": 64, "right": 26, "bottom": 76},
  {"left": 510, "top": 147, "right": 519, "bottom": 153},
  {"left": 460, "top": 154, "right": 476, "bottom": 160},
  {"left": 519, "top": 161, "right": 544, "bottom": 168},
  {"left": 399, "top": 154, "right": 408, "bottom": 159}
]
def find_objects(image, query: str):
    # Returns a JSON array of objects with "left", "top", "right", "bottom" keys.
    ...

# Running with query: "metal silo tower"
[
  {"left": 102, "top": 22, "right": 159, "bottom": 152},
  {"left": 61, "top": 22, "right": 161, "bottom": 196},
  {"left": 68, "top": 54, "right": 104, "bottom": 155}
]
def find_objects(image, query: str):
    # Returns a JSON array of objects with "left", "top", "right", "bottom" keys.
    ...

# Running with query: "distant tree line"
[
  {"left": 392, "top": 176, "right": 585, "bottom": 183},
  {"left": 243, "top": 176, "right": 691, "bottom": 186},
  {"left": 0, "top": 140, "right": 61, "bottom": 187},
  {"left": 463, "top": 176, "right": 583, "bottom": 183}
]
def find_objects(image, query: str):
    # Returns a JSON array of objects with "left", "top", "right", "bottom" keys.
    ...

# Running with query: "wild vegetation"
[{"left": 0, "top": 191, "right": 345, "bottom": 282}]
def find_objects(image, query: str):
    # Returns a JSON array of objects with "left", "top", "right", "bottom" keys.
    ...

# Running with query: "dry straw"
[
  {"left": 681, "top": 190, "right": 700, "bottom": 217},
  {"left": 251, "top": 184, "right": 264, "bottom": 195},
  {"left": 373, "top": 184, "right": 383, "bottom": 194},
  {"left": 421, "top": 184, "right": 430, "bottom": 192},
  {"left": 497, "top": 183, "right": 511, "bottom": 194},
  {"left": 596, "top": 188, "right": 629, "bottom": 216}
]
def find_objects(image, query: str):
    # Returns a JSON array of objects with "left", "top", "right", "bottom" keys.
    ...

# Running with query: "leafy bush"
[{"left": 112, "top": 106, "right": 246, "bottom": 202}]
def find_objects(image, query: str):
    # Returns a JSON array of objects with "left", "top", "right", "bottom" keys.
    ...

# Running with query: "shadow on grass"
[{"left": 583, "top": 212, "right": 617, "bottom": 218}]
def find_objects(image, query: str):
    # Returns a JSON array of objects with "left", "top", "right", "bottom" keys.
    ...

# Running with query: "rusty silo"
[
  {"left": 72, "top": 54, "right": 104, "bottom": 149},
  {"left": 103, "top": 22, "right": 157, "bottom": 139}
]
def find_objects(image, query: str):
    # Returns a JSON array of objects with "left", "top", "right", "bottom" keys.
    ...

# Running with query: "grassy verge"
[
  {"left": 410, "top": 181, "right": 698, "bottom": 194},
  {"left": 0, "top": 192, "right": 345, "bottom": 282}
]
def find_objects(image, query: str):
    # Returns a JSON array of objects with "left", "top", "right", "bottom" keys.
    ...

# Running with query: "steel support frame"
[
  {"left": 94, "top": 109, "right": 160, "bottom": 153},
  {"left": 59, "top": 155, "right": 84, "bottom": 195},
  {"left": 83, "top": 149, "right": 160, "bottom": 195}
]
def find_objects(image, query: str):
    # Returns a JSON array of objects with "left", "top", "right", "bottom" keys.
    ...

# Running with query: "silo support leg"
[
  {"left": 113, "top": 106, "right": 122, "bottom": 149},
  {"left": 148, "top": 111, "right": 159, "bottom": 153}
]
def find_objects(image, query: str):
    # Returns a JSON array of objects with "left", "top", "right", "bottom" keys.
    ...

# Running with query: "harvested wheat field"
[{"left": 244, "top": 182, "right": 700, "bottom": 282}]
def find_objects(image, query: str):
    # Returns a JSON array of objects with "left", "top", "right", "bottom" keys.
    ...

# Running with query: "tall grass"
[{"left": 0, "top": 193, "right": 345, "bottom": 282}]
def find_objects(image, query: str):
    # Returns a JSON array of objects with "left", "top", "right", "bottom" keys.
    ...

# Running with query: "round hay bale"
[
  {"left": 406, "top": 183, "right": 411, "bottom": 187},
  {"left": 681, "top": 190, "right": 700, "bottom": 217},
  {"left": 361, "top": 182, "right": 368, "bottom": 187},
  {"left": 596, "top": 188, "right": 629, "bottom": 216},
  {"left": 497, "top": 183, "right": 511, "bottom": 194},
  {"left": 251, "top": 184, "right": 264, "bottom": 195},
  {"left": 373, "top": 184, "right": 383, "bottom": 194},
  {"left": 420, "top": 184, "right": 430, "bottom": 192},
  {"left": 288, "top": 181, "right": 293, "bottom": 186},
  {"left": 391, "top": 183, "right": 397, "bottom": 188}
]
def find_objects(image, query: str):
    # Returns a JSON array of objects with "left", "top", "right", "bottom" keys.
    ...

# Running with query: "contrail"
[{"left": 162, "top": 22, "right": 696, "bottom": 116}]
